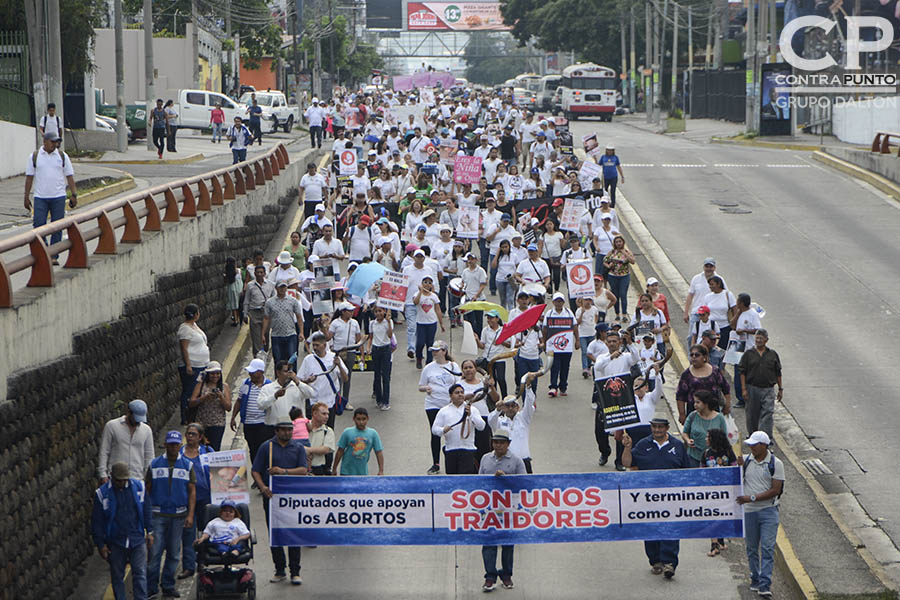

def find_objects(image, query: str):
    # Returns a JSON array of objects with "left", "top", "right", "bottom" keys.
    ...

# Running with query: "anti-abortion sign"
[
  {"left": 544, "top": 314, "right": 575, "bottom": 353},
  {"left": 456, "top": 206, "right": 480, "bottom": 238},
  {"left": 200, "top": 450, "right": 251, "bottom": 505},
  {"left": 566, "top": 260, "right": 594, "bottom": 298},
  {"left": 339, "top": 149, "right": 358, "bottom": 175},
  {"left": 596, "top": 372, "right": 640, "bottom": 431},
  {"left": 453, "top": 155, "right": 482, "bottom": 184},
  {"left": 269, "top": 468, "right": 744, "bottom": 546},
  {"left": 578, "top": 160, "right": 603, "bottom": 187},
  {"left": 377, "top": 270, "right": 409, "bottom": 311},
  {"left": 559, "top": 198, "right": 585, "bottom": 232}
]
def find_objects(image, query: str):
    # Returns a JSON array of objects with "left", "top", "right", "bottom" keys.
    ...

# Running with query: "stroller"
[{"left": 195, "top": 502, "right": 257, "bottom": 599}]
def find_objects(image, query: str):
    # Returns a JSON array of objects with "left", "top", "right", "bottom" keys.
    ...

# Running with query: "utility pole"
[
  {"left": 717, "top": 0, "right": 728, "bottom": 71},
  {"left": 619, "top": 13, "right": 627, "bottom": 107},
  {"left": 769, "top": 0, "right": 776, "bottom": 62},
  {"left": 745, "top": 0, "right": 755, "bottom": 130},
  {"left": 114, "top": 0, "right": 127, "bottom": 152},
  {"left": 24, "top": 0, "right": 47, "bottom": 146},
  {"left": 225, "top": 0, "right": 232, "bottom": 93},
  {"left": 47, "top": 0, "right": 64, "bottom": 148},
  {"left": 629, "top": 5, "right": 636, "bottom": 110},
  {"left": 705, "top": 5, "right": 713, "bottom": 67},
  {"left": 328, "top": 0, "right": 335, "bottom": 91},
  {"left": 192, "top": 0, "right": 200, "bottom": 88},
  {"left": 688, "top": 6, "right": 693, "bottom": 117},
  {"left": 645, "top": 1, "right": 651, "bottom": 119},
  {"left": 660, "top": 0, "right": 668, "bottom": 109},
  {"left": 671, "top": 3, "right": 678, "bottom": 112},
  {"left": 144, "top": 0, "right": 156, "bottom": 150},
  {"left": 652, "top": 2, "right": 661, "bottom": 123}
]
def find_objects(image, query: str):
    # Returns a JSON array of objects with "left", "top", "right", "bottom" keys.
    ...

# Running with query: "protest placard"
[
  {"left": 270, "top": 468, "right": 744, "bottom": 546},
  {"left": 597, "top": 372, "right": 641, "bottom": 431},
  {"left": 559, "top": 197, "right": 585, "bottom": 232},
  {"left": 566, "top": 260, "right": 594, "bottom": 298},
  {"left": 439, "top": 142, "right": 458, "bottom": 166},
  {"left": 544, "top": 314, "right": 576, "bottom": 354},
  {"left": 456, "top": 205, "right": 480, "bottom": 238},
  {"left": 582, "top": 132, "right": 600, "bottom": 157},
  {"left": 311, "top": 258, "right": 340, "bottom": 315},
  {"left": 377, "top": 271, "right": 409, "bottom": 311},
  {"left": 578, "top": 160, "right": 603, "bottom": 187},
  {"left": 453, "top": 155, "right": 482, "bottom": 185},
  {"left": 200, "top": 449, "right": 251, "bottom": 505},
  {"left": 339, "top": 149, "right": 357, "bottom": 176}
]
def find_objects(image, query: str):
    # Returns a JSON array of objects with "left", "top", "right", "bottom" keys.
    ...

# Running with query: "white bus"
[
  {"left": 514, "top": 72, "right": 542, "bottom": 93},
  {"left": 536, "top": 74, "right": 562, "bottom": 111},
  {"left": 558, "top": 63, "right": 617, "bottom": 121}
]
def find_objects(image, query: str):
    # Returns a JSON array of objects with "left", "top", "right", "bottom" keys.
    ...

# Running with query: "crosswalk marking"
[{"left": 766, "top": 164, "right": 811, "bottom": 168}]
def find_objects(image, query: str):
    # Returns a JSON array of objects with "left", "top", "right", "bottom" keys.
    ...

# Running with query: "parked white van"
[{"left": 176, "top": 90, "right": 241, "bottom": 129}]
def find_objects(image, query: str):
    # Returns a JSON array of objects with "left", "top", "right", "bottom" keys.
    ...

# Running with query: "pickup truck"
[
  {"left": 238, "top": 91, "right": 300, "bottom": 133},
  {"left": 175, "top": 89, "right": 243, "bottom": 130}
]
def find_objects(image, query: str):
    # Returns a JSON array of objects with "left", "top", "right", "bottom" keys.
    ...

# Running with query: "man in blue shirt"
[
  {"left": 251, "top": 418, "right": 308, "bottom": 586},
  {"left": 598, "top": 143, "right": 624, "bottom": 207},
  {"left": 92, "top": 462, "right": 153, "bottom": 600},
  {"left": 332, "top": 408, "right": 385, "bottom": 476},
  {"left": 247, "top": 97, "right": 263, "bottom": 146},
  {"left": 621, "top": 417, "right": 688, "bottom": 580}
]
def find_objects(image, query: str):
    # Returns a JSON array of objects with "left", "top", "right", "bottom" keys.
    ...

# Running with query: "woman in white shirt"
[
  {"left": 476, "top": 310, "right": 513, "bottom": 397},
  {"left": 418, "top": 341, "right": 461, "bottom": 474},
  {"left": 538, "top": 219, "right": 566, "bottom": 293},
  {"left": 593, "top": 276, "right": 617, "bottom": 322},
  {"left": 413, "top": 276, "right": 445, "bottom": 368},
  {"left": 523, "top": 169, "right": 541, "bottom": 199},
  {"left": 501, "top": 164, "right": 526, "bottom": 200},
  {"left": 701, "top": 275, "right": 736, "bottom": 349},
  {"left": 404, "top": 199, "right": 425, "bottom": 238},
  {"left": 458, "top": 359, "right": 499, "bottom": 463},
  {"left": 575, "top": 297, "right": 600, "bottom": 377},
  {"left": 178, "top": 303, "right": 209, "bottom": 425},
  {"left": 632, "top": 293, "right": 669, "bottom": 356},
  {"left": 491, "top": 239, "right": 518, "bottom": 312},
  {"left": 551, "top": 169, "right": 570, "bottom": 197},
  {"left": 373, "top": 168, "right": 396, "bottom": 202},
  {"left": 561, "top": 234, "right": 593, "bottom": 312},
  {"left": 592, "top": 215, "right": 618, "bottom": 276}
]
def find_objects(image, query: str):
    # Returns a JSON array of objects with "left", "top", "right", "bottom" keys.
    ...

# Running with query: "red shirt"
[
  {"left": 652, "top": 293, "right": 670, "bottom": 323},
  {"left": 210, "top": 108, "right": 225, "bottom": 124}
]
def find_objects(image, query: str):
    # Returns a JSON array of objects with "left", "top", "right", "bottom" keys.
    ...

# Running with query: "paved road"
[{"left": 567, "top": 116, "right": 898, "bottom": 592}]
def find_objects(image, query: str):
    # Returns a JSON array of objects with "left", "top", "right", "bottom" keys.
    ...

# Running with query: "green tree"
[
  {"left": 298, "top": 15, "right": 383, "bottom": 86},
  {"left": 463, "top": 32, "right": 535, "bottom": 85}
]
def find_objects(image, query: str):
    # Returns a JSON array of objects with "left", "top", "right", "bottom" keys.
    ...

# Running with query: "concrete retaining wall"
[
  {"left": 832, "top": 96, "right": 900, "bottom": 145},
  {"left": 0, "top": 120, "right": 37, "bottom": 179},
  {"left": 65, "top": 128, "right": 117, "bottom": 151},
  {"left": 825, "top": 146, "right": 900, "bottom": 185},
  {"left": 0, "top": 151, "right": 311, "bottom": 600}
]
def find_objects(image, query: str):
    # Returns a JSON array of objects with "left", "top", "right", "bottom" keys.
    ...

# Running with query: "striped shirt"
[{"left": 240, "top": 381, "right": 267, "bottom": 424}]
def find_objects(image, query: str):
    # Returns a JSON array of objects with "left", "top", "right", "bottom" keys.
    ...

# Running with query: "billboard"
[
  {"left": 366, "top": 0, "right": 403, "bottom": 29},
  {"left": 407, "top": 2, "right": 511, "bottom": 30}
]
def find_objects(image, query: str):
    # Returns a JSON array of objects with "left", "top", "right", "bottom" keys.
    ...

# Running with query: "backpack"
[
  {"left": 32, "top": 149, "right": 66, "bottom": 170},
  {"left": 742, "top": 453, "right": 783, "bottom": 497}
]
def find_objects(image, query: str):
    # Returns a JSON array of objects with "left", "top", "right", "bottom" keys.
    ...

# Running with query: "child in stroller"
[{"left": 193, "top": 499, "right": 257, "bottom": 599}]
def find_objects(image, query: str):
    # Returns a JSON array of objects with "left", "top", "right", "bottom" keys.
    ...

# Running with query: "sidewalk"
[{"left": 77, "top": 129, "right": 228, "bottom": 164}]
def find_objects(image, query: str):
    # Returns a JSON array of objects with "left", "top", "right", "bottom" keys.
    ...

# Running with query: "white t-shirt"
[
  {"left": 487, "top": 223, "right": 515, "bottom": 254},
  {"left": 541, "top": 232, "right": 564, "bottom": 259},
  {"left": 203, "top": 517, "right": 250, "bottom": 544},
  {"left": 587, "top": 338, "right": 609, "bottom": 359},
  {"left": 592, "top": 208, "right": 620, "bottom": 232},
  {"left": 177, "top": 323, "right": 209, "bottom": 367},
  {"left": 415, "top": 292, "right": 440, "bottom": 324},
  {"left": 459, "top": 379, "right": 488, "bottom": 416},
  {"left": 483, "top": 158, "right": 502, "bottom": 182},
  {"left": 40, "top": 114, "right": 61, "bottom": 137},
  {"left": 480, "top": 325, "right": 510, "bottom": 360},
  {"left": 373, "top": 178, "right": 396, "bottom": 201},
  {"left": 502, "top": 175, "right": 526, "bottom": 200},
  {"left": 312, "top": 237, "right": 345, "bottom": 259},
  {"left": 702, "top": 290, "right": 737, "bottom": 329},
  {"left": 634, "top": 308, "right": 668, "bottom": 344},
  {"left": 688, "top": 271, "right": 727, "bottom": 311},
  {"left": 350, "top": 175, "right": 372, "bottom": 197},
  {"left": 576, "top": 306, "right": 600, "bottom": 338},
  {"left": 593, "top": 226, "right": 619, "bottom": 255},
  {"left": 734, "top": 308, "right": 762, "bottom": 342},
  {"left": 519, "top": 121, "right": 539, "bottom": 144},
  {"left": 692, "top": 318, "right": 718, "bottom": 343},
  {"left": 25, "top": 147, "right": 74, "bottom": 198},
  {"left": 298, "top": 352, "right": 345, "bottom": 408},
  {"left": 457, "top": 193, "right": 479, "bottom": 208},
  {"left": 516, "top": 257, "right": 550, "bottom": 283},
  {"left": 370, "top": 318, "right": 393, "bottom": 348},
  {"left": 329, "top": 317, "right": 361, "bottom": 351},
  {"left": 495, "top": 253, "right": 517, "bottom": 282},
  {"left": 402, "top": 264, "right": 435, "bottom": 304},
  {"left": 347, "top": 225, "right": 372, "bottom": 261},
  {"left": 460, "top": 266, "right": 488, "bottom": 301},
  {"left": 420, "top": 361, "right": 461, "bottom": 410},
  {"left": 300, "top": 173, "right": 327, "bottom": 202}
]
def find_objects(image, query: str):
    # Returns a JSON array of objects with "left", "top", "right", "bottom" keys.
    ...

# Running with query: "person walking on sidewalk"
[
  {"left": 228, "top": 116, "right": 253, "bottom": 165},
  {"left": 91, "top": 462, "right": 153, "bottom": 600},
  {"left": 164, "top": 100, "right": 179, "bottom": 152},
  {"left": 97, "top": 399, "right": 154, "bottom": 483},
  {"left": 38, "top": 102, "right": 62, "bottom": 141},
  {"left": 149, "top": 99, "right": 168, "bottom": 159},
  {"left": 24, "top": 131, "right": 77, "bottom": 264},
  {"left": 247, "top": 98, "right": 263, "bottom": 146},
  {"left": 209, "top": 103, "right": 225, "bottom": 143},
  {"left": 738, "top": 329, "right": 782, "bottom": 439},
  {"left": 479, "top": 428, "right": 526, "bottom": 592},
  {"left": 737, "top": 431, "right": 785, "bottom": 598}
]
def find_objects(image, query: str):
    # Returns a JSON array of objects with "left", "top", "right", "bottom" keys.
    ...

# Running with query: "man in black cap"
[
  {"left": 251, "top": 417, "right": 308, "bottom": 586},
  {"left": 477, "top": 429, "right": 526, "bottom": 592},
  {"left": 621, "top": 417, "right": 689, "bottom": 579}
]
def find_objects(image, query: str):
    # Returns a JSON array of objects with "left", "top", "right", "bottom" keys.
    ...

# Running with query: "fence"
[
  {"left": 0, "top": 143, "right": 290, "bottom": 308},
  {"left": 0, "top": 31, "right": 29, "bottom": 91},
  {"left": 690, "top": 69, "right": 746, "bottom": 123}
]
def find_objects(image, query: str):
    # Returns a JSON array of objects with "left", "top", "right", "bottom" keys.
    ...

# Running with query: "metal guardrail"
[
  {"left": 871, "top": 131, "right": 900, "bottom": 156},
  {"left": 0, "top": 143, "right": 290, "bottom": 308}
]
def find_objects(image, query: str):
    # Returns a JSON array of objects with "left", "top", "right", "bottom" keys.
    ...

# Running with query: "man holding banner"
[{"left": 622, "top": 418, "right": 690, "bottom": 580}]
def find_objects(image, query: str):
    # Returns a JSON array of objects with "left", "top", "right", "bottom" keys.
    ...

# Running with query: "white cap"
[
  {"left": 308, "top": 254, "right": 319, "bottom": 263},
  {"left": 312, "top": 97, "right": 319, "bottom": 103},
  {"left": 406, "top": 187, "right": 417, "bottom": 194},
  {"left": 339, "top": 301, "right": 355, "bottom": 311},
  {"left": 276, "top": 250, "right": 293, "bottom": 265},
  {"left": 315, "top": 203, "right": 326, "bottom": 212},
  {"left": 552, "top": 291, "right": 565, "bottom": 301},
  {"left": 606, "top": 143, "right": 615, "bottom": 150},
  {"left": 378, "top": 236, "right": 392, "bottom": 246},
  {"left": 646, "top": 277, "right": 659, "bottom": 286},
  {"left": 745, "top": 431, "right": 771, "bottom": 446},
  {"left": 413, "top": 249, "right": 425, "bottom": 257},
  {"left": 245, "top": 358, "right": 266, "bottom": 373}
]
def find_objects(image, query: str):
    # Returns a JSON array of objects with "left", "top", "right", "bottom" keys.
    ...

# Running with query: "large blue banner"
[{"left": 270, "top": 467, "right": 744, "bottom": 546}]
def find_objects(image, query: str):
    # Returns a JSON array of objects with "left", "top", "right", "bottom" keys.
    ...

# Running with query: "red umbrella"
[{"left": 495, "top": 303, "right": 547, "bottom": 346}]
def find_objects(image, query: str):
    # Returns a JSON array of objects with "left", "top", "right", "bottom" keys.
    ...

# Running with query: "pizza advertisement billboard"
[{"left": 407, "top": 2, "right": 511, "bottom": 31}]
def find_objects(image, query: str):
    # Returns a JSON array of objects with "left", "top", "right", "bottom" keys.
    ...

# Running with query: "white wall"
[
  {"left": 0, "top": 120, "right": 37, "bottom": 179},
  {"left": 832, "top": 96, "right": 900, "bottom": 145}
]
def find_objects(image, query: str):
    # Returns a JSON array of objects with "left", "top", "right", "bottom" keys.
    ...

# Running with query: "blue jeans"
[
  {"left": 549, "top": 352, "right": 572, "bottom": 392},
  {"left": 644, "top": 539, "right": 680, "bottom": 568},
  {"left": 179, "top": 365, "right": 205, "bottom": 425},
  {"left": 181, "top": 499, "right": 209, "bottom": 571},
  {"left": 497, "top": 279, "right": 514, "bottom": 311},
  {"left": 231, "top": 148, "right": 247, "bottom": 164},
  {"left": 33, "top": 195, "right": 66, "bottom": 252},
  {"left": 108, "top": 542, "right": 147, "bottom": 600},
  {"left": 416, "top": 322, "right": 437, "bottom": 363},
  {"left": 404, "top": 304, "right": 417, "bottom": 351},
  {"left": 479, "top": 239, "right": 490, "bottom": 272},
  {"left": 580, "top": 336, "right": 594, "bottom": 371},
  {"left": 606, "top": 273, "right": 631, "bottom": 316},
  {"left": 482, "top": 545, "right": 514, "bottom": 581},
  {"left": 489, "top": 254, "right": 498, "bottom": 294},
  {"left": 745, "top": 506, "right": 779, "bottom": 592},
  {"left": 271, "top": 334, "right": 299, "bottom": 365},
  {"left": 211, "top": 122, "right": 224, "bottom": 142},
  {"left": 371, "top": 345, "right": 392, "bottom": 405},
  {"left": 594, "top": 252, "right": 606, "bottom": 277},
  {"left": 148, "top": 514, "right": 185, "bottom": 595},
  {"left": 515, "top": 356, "right": 541, "bottom": 394}
]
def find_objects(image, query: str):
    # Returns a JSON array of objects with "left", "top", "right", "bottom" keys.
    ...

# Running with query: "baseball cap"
[
  {"left": 595, "top": 322, "right": 610, "bottom": 332},
  {"left": 413, "top": 249, "right": 425, "bottom": 257},
  {"left": 530, "top": 217, "right": 540, "bottom": 226},
  {"left": 377, "top": 217, "right": 389, "bottom": 224},
  {"left": 601, "top": 214, "right": 612, "bottom": 220},
  {"left": 205, "top": 361, "right": 222, "bottom": 373},
  {"left": 43, "top": 131, "right": 60, "bottom": 141},
  {"left": 348, "top": 262, "right": 359, "bottom": 270},
  {"left": 165, "top": 430, "right": 183, "bottom": 444},
  {"left": 378, "top": 236, "right": 392, "bottom": 246},
  {"left": 422, "top": 209, "right": 436, "bottom": 219},
  {"left": 128, "top": 399, "right": 148, "bottom": 423},
  {"left": 500, "top": 213, "right": 511, "bottom": 221},
  {"left": 220, "top": 499, "right": 237, "bottom": 509},
  {"left": 703, "top": 257, "right": 717, "bottom": 266},
  {"left": 110, "top": 462, "right": 131, "bottom": 481},
  {"left": 465, "top": 252, "right": 476, "bottom": 260},
  {"left": 486, "top": 309, "right": 501, "bottom": 318},
  {"left": 696, "top": 305, "right": 711, "bottom": 315},
  {"left": 701, "top": 329, "right": 719, "bottom": 339},
  {"left": 406, "top": 243, "right": 419, "bottom": 252},
  {"left": 492, "top": 428, "right": 511, "bottom": 441},
  {"left": 552, "top": 198, "right": 564, "bottom": 207},
  {"left": 416, "top": 224, "right": 427, "bottom": 232},
  {"left": 430, "top": 340, "right": 448, "bottom": 351},
  {"left": 368, "top": 149, "right": 377, "bottom": 155},
  {"left": 314, "top": 203, "right": 326, "bottom": 212},
  {"left": 527, "top": 243, "right": 538, "bottom": 251},
  {"left": 600, "top": 197, "right": 610, "bottom": 204},
  {"left": 359, "top": 215, "right": 372, "bottom": 226},
  {"left": 745, "top": 431, "right": 771, "bottom": 446},
  {"left": 275, "top": 280, "right": 288, "bottom": 288},
  {"left": 606, "top": 143, "right": 615, "bottom": 150},
  {"left": 406, "top": 187, "right": 417, "bottom": 194},
  {"left": 245, "top": 358, "right": 266, "bottom": 373},
  {"left": 552, "top": 292, "right": 565, "bottom": 301},
  {"left": 536, "top": 131, "right": 546, "bottom": 137},
  {"left": 646, "top": 277, "right": 659, "bottom": 286},
  {"left": 642, "top": 332, "right": 655, "bottom": 340}
]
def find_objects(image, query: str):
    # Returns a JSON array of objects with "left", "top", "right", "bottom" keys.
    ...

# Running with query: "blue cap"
[
  {"left": 536, "top": 131, "right": 546, "bottom": 137},
  {"left": 500, "top": 213, "right": 511, "bottom": 220},
  {"left": 417, "top": 224, "right": 427, "bottom": 231},
  {"left": 527, "top": 243, "right": 538, "bottom": 251},
  {"left": 595, "top": 322, "right": 610, "bottom": 332},
  {"left": 530, "top": 167, "right": 539, "bottom": 174},
  {"left": 486, "top": 309, "right": 501, "bottom": 318},
  {"left": 128, "top": 399, "right": 147, "bottom": 423},
  {"left": 220, "top": 499, "right": 237, "bottom": 509},
  {"left": 165, "top": 430, "right": 183, "bottom": 444}
]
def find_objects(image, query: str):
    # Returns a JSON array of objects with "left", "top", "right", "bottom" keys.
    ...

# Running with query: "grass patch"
[
  {"left": 666, "top": 117, "right": 686, "bottom": 134},
  {"left": 67, "top": 149, "right": 104, "bottom": 159},
  {"left": 75, "top": 176, "right": 131, "bottom": 195}
]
